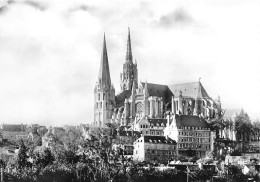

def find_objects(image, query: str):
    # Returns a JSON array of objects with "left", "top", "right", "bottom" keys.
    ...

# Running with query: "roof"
[
  {"left": 142, "top": 135, "right": 177, "bottom": 144},
  {"left": 147, "top": 118, "right": 167, "bottom": 126},
  {"left": 116, "top": 81, "right": 211, "bottom": 107},
  {"left": 140, "top": 81, "right": 210, "bottom": 102},
  {"left": 168, "top": 82, "right": 210, "bottom": 99},
  {"left": 115, "top": 90, "right": 132, "bottom": 107},
  {"left": 174, "top": 115, "right": 209, "bottom": 128},
  {"left": 140, "top": 82, "right": 172, "bottom": 102}
]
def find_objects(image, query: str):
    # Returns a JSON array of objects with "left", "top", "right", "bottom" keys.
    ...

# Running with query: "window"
[{"left": 98, "top": 93, "right": 100, "bottom": 100}]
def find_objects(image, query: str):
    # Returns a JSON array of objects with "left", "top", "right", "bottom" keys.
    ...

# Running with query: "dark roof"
[
  {"left": 140, "top": 82, "right": 172, "bottom": 102},
  {"left": 143, "top": 135, "right": 176, "bottom": 144},
  {"left": 115, "top": 90, "right": 132, "bottom": 107},
  {"left": 116, "top": 81, "right": 211, "bottom": 107},
  {"left": 140, "top": 81, "right": 210, "bottom": 102},
  {"left": 168, "top": 82, "right": 209, "bottom": 99},
  {"left": 174, "top": 115, "right": 209, "bottom": 128},
  {"left": 147, "top": 118, "right": 167, "bottom": 126}
]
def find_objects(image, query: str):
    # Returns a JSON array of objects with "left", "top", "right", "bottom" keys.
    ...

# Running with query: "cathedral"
[{"left": 93, "top": 29, "right": 222, "bottom": 128}]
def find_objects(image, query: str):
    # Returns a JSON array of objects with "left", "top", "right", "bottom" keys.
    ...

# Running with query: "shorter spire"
[{"left": 126, "top": 27, "right": 133, "bottom": 63}]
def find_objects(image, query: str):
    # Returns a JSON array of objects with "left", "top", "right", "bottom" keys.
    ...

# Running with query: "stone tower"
[
  {"left": 94, "top": 34, "right": 115, "bottom": 127},
  {"left": 120, "top": 28, "right": 138, "bottom": 91}
]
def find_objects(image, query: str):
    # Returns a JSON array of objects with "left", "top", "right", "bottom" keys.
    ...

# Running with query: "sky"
[{"left": 0, "top": 0, "right": 260, "bottom": 126}]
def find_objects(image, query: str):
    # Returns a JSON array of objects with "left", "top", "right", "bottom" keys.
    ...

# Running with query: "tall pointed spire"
[
  {"left": 126, "top": 27, "right": 133, "bottom": 63},
  {"left": 99, "top": 33, "right": 111, "bottom": 87}
]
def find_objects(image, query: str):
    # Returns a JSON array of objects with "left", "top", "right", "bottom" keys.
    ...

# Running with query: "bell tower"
[
  {"left": 94, "top": 34, "right": 115, "bottom": 127},
  {"left": 120, "top": 28, "right": 138, "bottom": 91}
]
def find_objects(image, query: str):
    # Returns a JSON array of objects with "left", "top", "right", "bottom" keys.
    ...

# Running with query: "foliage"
[
  {"left": 35, "top": 137, "right": 42, "bottom": 147},
  {"left": 185, "top": 148, "right": 197, "bottom": 158},
  {"left": 16, "top": 140, "right": 30, "bottom": 169},
  {"left": 4, "top": 126, "right": 256, "bottom": 182}
]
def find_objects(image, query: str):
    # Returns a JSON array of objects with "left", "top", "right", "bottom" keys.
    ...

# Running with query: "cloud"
[
  {"left": 3, "top": 0, "right": 48, "bottom": 11},
  {"left": 23, "top": 0, "right": 48, "bottom": 11},
  {"left": 0, "top": 0, "right": 259, "bottom": 125},
  {"left": 155, "top": 8, "right": 193, "bottom": 27}
]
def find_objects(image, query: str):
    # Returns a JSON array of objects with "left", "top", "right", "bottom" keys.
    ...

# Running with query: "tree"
[
  {"left": 35, "top": 137, "right": 42, "bottom": 146},
  {"left": 17, "top": 139, "right": 30, "bottom": 169},
  {"left": 186, "top": 148, "right": 197, "bottom": 158}
]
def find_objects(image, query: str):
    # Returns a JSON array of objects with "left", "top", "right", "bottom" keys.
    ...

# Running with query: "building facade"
[
  {"left": 164, "top": 113, "right": 211, "bottom": 157},
  {"left": 133, "top": 135, "right": 177, "bottom": 163},
  {"left": 0, "top": 124, "right": 27, "bottom": 141}
]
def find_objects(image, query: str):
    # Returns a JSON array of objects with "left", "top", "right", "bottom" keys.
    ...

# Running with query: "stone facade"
[
  {"left": 134, "top": 118, "right": 167, "bottom": 136},
  {"left": 164, "top": 113, "right": 212, "bottom": 157},
  {"left": 93, "top": 35, "right": 116, "bottom": 127},
  {"left": 133, "top": 135, "right": 177, "bottom": 163}
]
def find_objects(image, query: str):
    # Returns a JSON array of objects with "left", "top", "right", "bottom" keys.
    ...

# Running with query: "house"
[{"left": 133, "top": 135, "right": 177, "bottom": 163}]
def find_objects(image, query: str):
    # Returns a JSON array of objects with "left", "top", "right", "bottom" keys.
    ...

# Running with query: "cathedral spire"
[
  {"left": 99, "top": 33, "right": 111, "bottom": 87},
  {"left": 126, "top": 27, "right": 133, "bottom": 63}
]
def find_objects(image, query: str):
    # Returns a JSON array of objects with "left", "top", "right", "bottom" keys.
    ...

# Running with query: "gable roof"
[
  {"left": 173, "top": 114, "right": 209, "bottom": 128},
  {"left": 168, "top": 82, "right": 210, "bottom": 99}
]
